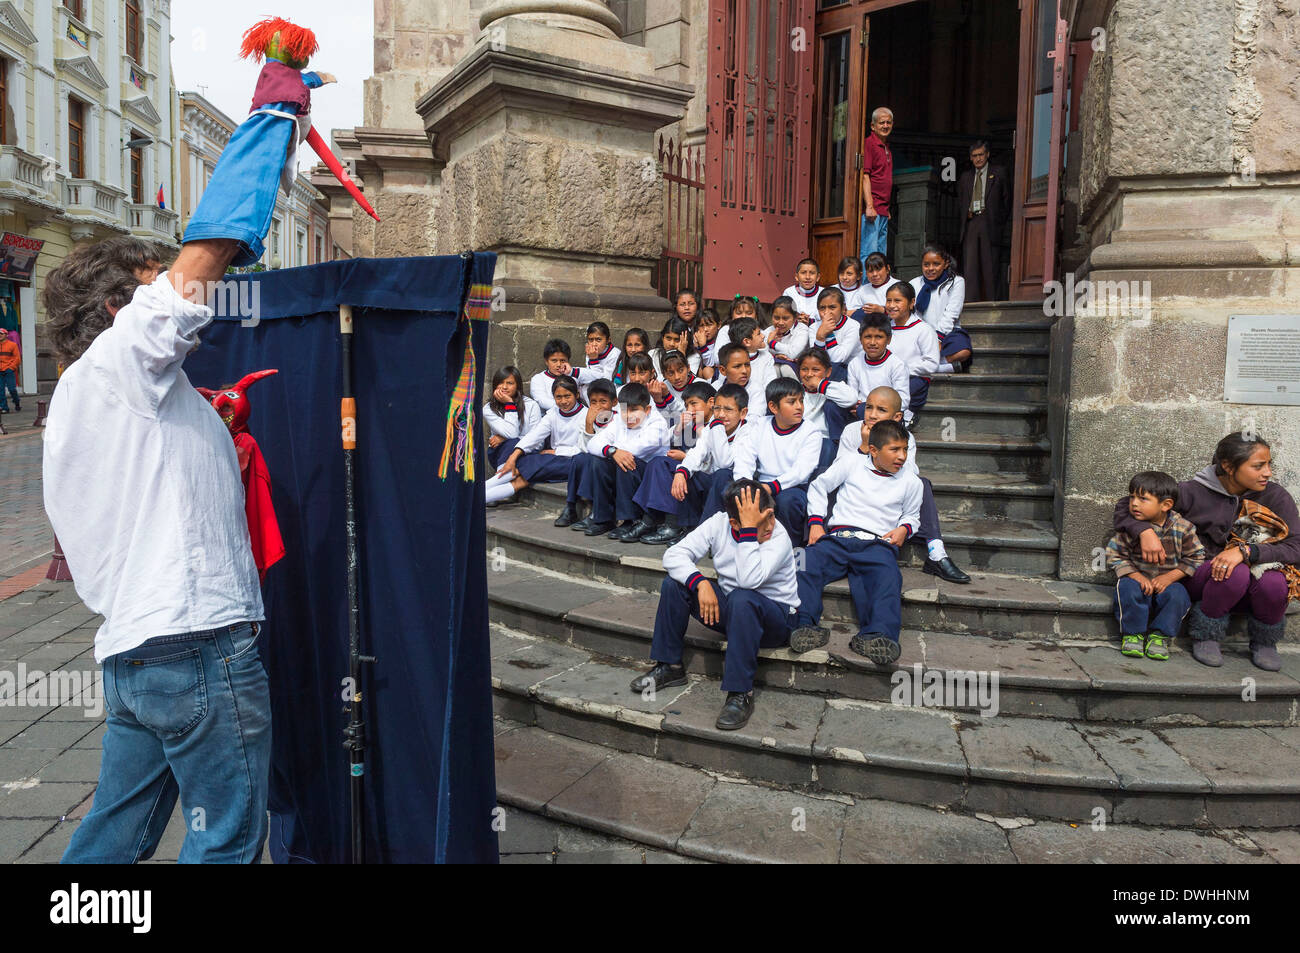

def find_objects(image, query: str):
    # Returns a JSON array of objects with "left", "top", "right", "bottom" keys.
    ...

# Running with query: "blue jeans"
[
  {"left": 63, "top": 621, "right": 271, "bottom": 864},
  {"left": 0, "top": 368, "right": 16, "bottom": 409},
  {"left": 1113, "top": 576, "right": 1191, "bottom": 638},
  {"left": 859, "top": 213, "right": 890, "bottom": 262}
]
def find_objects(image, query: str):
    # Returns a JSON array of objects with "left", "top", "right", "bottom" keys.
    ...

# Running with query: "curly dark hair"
[{"left": 42, "top": 237, "right": 170, "bottom": 367}]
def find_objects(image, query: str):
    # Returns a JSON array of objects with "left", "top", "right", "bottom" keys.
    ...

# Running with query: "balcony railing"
[
  {"left": 65, "top": 178, "right": 126, "bottom": 220},
  {"left": 126, "top": 202, "right": 179, "bottom": 239},
  {"left": 0, "top": 146, "right": 60, "bottom": 205}
]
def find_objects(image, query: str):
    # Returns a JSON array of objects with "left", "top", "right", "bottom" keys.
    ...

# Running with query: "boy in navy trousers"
[
  {"left": 790, "top": 419, "right": 922, "bottom": 664},
  {"left": 584, "top": 382, "right": 670, "bottom": 540},
  {"left": 631, "top": 480, "right": 799, "bottom": 730}
]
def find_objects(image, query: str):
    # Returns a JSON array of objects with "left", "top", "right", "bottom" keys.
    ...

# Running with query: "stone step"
[
  {"left": 925, "top": 472, "right": 1056, "bottom": 523},
  {"left": 956, "top": 301, "right": 1051, "bottom": 324},
  {"left": 912, "top": 400, "right": 1048, "bottom": 439},
  {"left": 489, "top": 625, "right": 1300, "bottom": 828},
  {"left": 963, "top": 323, "right": 1052, "bottom": 350},
  {"left": 913, "top": 434, "right": 1051, "bottom": 481},
  {"left": 958, "top": 347, "right": 1049, "bottom": 376},
  {"left": 488, "top": 562, "right": 1300, "bottom": 724},
  {"left": 926, "top": 373, "right": 1047, "bottom": 403},
  {"left": 494, "top": 719, "right": 1295, "bottom": 864}
]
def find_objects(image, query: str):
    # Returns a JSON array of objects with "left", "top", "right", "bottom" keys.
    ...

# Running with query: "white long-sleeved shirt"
[
  {"left": 783, "top": 284, "right": 823, "bottom": 323},
  {"left": 698, "top": 336, "right": 720, "bottom": 368},
  {"left": 846, "top": 349, "right": 911, "bottom": 415},
  {"left": 517, "top": 403, "right": 590, "bottom": 457},
  {"left": 885, "top": 319, "right": 941, "bottom": 379},
  {"left": 731, "top": 417, "right": 823, "bottom": 493},
  {"left": 814, "top": 313, "right": 861, "bottom": 365},
  {"left": 748, "top": 348, "right": 777, "bottom": 397},
  {"left": 835, "top": 283, "right": 871, "bottom": 314},
  {"left": 43, "top": 272, "right": 263, "bottom": 663},
  {"left": 910, "top": 274, "right": 967, "bottom": 337},
  {"left": 579, "top": 343, "right": 621, "bottom": 382},
  {"left": 676, "top": 417, "right": 752, "bottom": 477},
  {"left": 712, "top": 373, "right": 770, "bottom": 420},
  {"left": 802, "top": 378, "right": 858, "bottom": 438},
  {"left": 483, "top": 396, "right": 543, "bottom": 441},
  {"left": 808, "top": 451, "right": 924, "bottom": 538},
  {"left": 663, "top": 511, "right": 799, "bottom": 608},
  {"left": 766, "top": 323, "right": 812, "bottom": 368},
  {"left": 587, "top": 411, "right": 671, "bottom": 460},
  {"left": 858, "top": 278, "right": 901, "bottom": 311},
  {"left": 838, "top": 424, "right": 918, "bottom": 476},
  {"left": 528, "top": 369, "right": 568, "bottom": 413}
]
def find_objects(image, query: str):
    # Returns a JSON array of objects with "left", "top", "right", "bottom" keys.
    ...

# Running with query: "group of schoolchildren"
[{"left": 483, "top": 247, "right": 984, "bottom": 729}]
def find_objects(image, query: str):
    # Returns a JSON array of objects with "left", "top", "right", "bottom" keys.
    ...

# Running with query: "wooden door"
[
  {"left": 808, "top": 3, "right": 868, "bottom": 282},
  {"left": 703, "top": 0, "right": 817, "bottom": 302}
]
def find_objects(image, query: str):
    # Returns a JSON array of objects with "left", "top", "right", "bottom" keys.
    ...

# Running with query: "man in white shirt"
[
  {"left": 43, "top": 235, "right": 270, "bottom": 863},
  {"left": 631, "top": 481, "right": 799, "bottom": 730}
]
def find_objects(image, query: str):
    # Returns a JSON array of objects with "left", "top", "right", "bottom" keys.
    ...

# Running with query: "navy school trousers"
[
  {"left": 487, "top": 437, "right": 520, "bottom": 471},
  {"left": 908, "top": 375, "right": 930, "bottom": 414},
  {"left": 796, "top": 534, "right": 903, "bottom": 641},
  {"left": 652, "top": 577, "right": 796, "bottom": 693},
  {"left": 516, "top": 451, "right": 574, "bottom": 485},
  {"left": 633, "top": 455, "right": 714, "bottom": 525},
  {"left": 590, "top": 454, "right": 651, "bottom": 523},
  {"left": 703, "top": 467, "right": 808, "bottom": 546}
]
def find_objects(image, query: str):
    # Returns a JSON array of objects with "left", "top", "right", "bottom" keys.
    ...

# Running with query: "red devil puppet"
[{"left": 197, "top": 370, "right": 286, "bottom": 579}]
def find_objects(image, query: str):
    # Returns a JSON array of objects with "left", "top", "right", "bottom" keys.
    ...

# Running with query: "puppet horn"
[
  {"left": 234, "top": 368, "right": 280, "bottom": 393},
  {"left": 307, "top": 127, "right": 381, "bottom": 222}
]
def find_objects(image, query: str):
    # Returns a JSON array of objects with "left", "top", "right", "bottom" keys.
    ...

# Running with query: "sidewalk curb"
[{"left": 0, "top": 564, "right": 54, "bottom": 601}]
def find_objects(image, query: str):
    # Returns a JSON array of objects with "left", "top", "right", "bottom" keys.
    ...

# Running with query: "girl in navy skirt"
[{"left": 483, "top": 366, "right": 542, "bottom": 470}]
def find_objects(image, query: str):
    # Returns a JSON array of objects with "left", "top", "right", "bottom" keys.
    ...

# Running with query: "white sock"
[
  {"left": 486, "top": 482, "right": 516, "bottom": 503},
  {"left": 927, "top": 539, "right": 948, "bottom": 561},
  {"left": 938, "top": 362, "right": 955, "bottom": 374}
]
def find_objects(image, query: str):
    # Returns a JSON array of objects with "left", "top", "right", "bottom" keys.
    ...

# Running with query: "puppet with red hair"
[
  {"left": 182, "top": 17, "right": 376, "bottom": 267},
  {"left": 197, "top": 370, "right": 286, "bottom": 579}
]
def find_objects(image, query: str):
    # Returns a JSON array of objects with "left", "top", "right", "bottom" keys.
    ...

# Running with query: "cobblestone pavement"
[{"left": 0, "top": 428, "right": 52, "bottom": 577}]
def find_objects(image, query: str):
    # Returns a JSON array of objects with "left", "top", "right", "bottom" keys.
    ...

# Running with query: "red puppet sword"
[{"left": 306, "top": 126, "right": 379, "bottom": 222}]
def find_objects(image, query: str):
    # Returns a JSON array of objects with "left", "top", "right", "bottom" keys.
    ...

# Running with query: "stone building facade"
[{"left": 344, "top": 0, "right": 1300, "bottom": 588}]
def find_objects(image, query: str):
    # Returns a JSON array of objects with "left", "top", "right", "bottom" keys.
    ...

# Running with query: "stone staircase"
[{"left": 487, "top": 301, "right": 1300, "bottom": 863}]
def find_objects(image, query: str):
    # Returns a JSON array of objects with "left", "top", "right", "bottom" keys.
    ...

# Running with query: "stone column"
[
  {"left": 1054, "top": 0, "right": 1300, "bottom": 586},
  {"left": 419, "top": 7, "right": 692, "bottom": 374}
]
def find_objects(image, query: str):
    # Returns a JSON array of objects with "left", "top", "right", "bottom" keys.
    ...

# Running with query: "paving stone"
[
  {"left": 490, "top": 626, "right": 537, "bottom": 660},
  {"left": 958, "top": 718, "right": 1117, "bottom": 788},
  {"left": 813, "top": 699, "right": 966, "bottom": 775},
  {"left": 1, "top": 719, "right": 99, "bottom": 750},
  {"left": 1067, "top": 644, "right": 1299, "bottom": 695},
  {"left": 14, "top": 819, "right": 77, "bottom": 863},
  {"left": 0, "top": 747, "right": 57, "bottom": 782},
  {"left": 501, "top": 852, "right": 555, "bottom": 864},
  {"left": 1159, "top": 727, "right": 1300, "bottom": 794},
  {"left": 533, "top": 660, "right": 691, "bottom": 729},
  {"left": 839, "top": 799, "right": 1017, "bottom": 864},
  {"left": 493, "top": 726, "right": 611, "bottom": 812},
  {"left": 35, "top": 747, "right": 105, "bottom": 782},
  {"left": 0, "top": 819, "right": 54, "bottom": 863},
  {"left": 645, "top": 849, "right": 708, "bottom": 863},
  {"left": 0, "top": 781, "right": 97, "bottom": 818},
  {"left": 661, "top": 685, "right": 824, "bottom": 756},
  {"left": 554, "top": 821, "right": 643, "bottom": 853},
  {"left": 548, "top": 751, "right": 715, "bottom": 850},
  {"left": 72, "top": 723, "right": 106, "bottom": 749},
  {"left": 492, "top": 640, "right": 590, "bottom": 695},
  {"left": 1007, "top": 823, "right": 1272, "bottom": 864},
  {"left": 826, "top": 627, "right": 924, "bottom": 673},
  {"left": 496, "top": 807, "right": 563, "bottom": 854},
  {"left": 1244, "top": 829, "right": 1300, "bottom": 864},
  {"left": 535, "top": 705, "right": 659, "bottom": 758},
  {"left": 488, "top": 571, "right": 612, "bottom": 622},
  {"left": 564, "top": 589, "right": 661, "bottom": 645},
  {"left": 1076, "top": 725, "right": 1211, "bottom": 793},
  {"left": 679, "top": 782, "right": 846, "bottom": 864},
  {"left": 921, "top": 632, "right": 1091, "bottom": 691},
  {"left": 1258, "top": 726, "right": 1300, "bottom": 753}
]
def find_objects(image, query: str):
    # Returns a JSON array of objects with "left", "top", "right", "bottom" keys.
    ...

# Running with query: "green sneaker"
[
  {"left": 1144, "top": 633, "right": 1169, "bottom": 661},
  {"left": 1121, "top": 634, "right": 1145, "bottom": 657}
]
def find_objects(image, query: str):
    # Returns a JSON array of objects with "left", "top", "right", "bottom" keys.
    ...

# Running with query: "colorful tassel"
[{"left": 438, "top": 283, "right": 494, "bottom": 481}]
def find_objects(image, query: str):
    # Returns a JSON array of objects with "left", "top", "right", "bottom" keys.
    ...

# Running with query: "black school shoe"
[
  {"left": 571, "top": 514, "right": 593, "bottom": 532},
  {"left": 584, "top": 520, "right": 616, "bottom": 537},
  {"left": 553, "top": 503, "right": 581, "bottom": 528},
  {"left": 789, "top": 625, "right": 830, "bottom": 653},
  {"left": 614, "top": 518, "right": 660, "bottom": 543},
  {"left": 924, "top": 556, "right": 971, "bottom": 584},
  {"left": 849, "top": 634, "right": 901, "bottom": 665},
  {"left": 629, "top": 662, "right": 687, "bottom": 694},
  {"left": 641, "top": 521, "right": 685, "bottom": 545},
  {"left": 715, "top": 691, "right": 754, "bottom": 730}
]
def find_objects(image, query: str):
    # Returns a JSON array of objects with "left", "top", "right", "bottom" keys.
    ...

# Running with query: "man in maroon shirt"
[{"left": 860, "top": 107, "right": 894, "bottom": 264}]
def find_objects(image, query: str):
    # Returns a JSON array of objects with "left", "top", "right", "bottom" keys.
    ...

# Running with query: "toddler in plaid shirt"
[{"left": 1104, "top": 470, "right": 1207, "bottom": 660}]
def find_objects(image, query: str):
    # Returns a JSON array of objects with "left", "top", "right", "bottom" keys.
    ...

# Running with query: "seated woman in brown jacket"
[{"left": 1113, "top": 432, "right": 1298, "bottom": 671}]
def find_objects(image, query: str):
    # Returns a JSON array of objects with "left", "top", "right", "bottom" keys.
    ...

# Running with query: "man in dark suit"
[{"left": 957, "top": 141, "right": 1008, "bottom": 303}]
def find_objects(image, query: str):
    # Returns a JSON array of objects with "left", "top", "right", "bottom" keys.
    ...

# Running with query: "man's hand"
[
  {"left": 1150, "top": 571, "right": 1182, "bottom": 595},
  {"left": 735, "top": 484, "right": 773, "bottom": 530},
  {"left": 695, "top": 580, "right": 720, "bottom": 626},
  {"left": 883, "top": 527, "right": 908, "bottom": 547},
  {"left": 807, "top": 525, "right": 825, "bottom": 546},
  {"left": 671, "top": 471, "right": 689, "bottom": 501},
  {"left": 316, "top": 72, "right": 338, "bottom": 85},
  {"left": 1138, "top": 528, "right": 1165, "bottom": 565},
  {"left": 612, "top": 448, "right": 637, "bottom": 472}
]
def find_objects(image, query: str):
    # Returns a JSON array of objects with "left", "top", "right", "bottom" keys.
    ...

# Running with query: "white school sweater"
[
  {"left": 528, "top": 369, "right": 569, "bottom": 413},
  {"left": 766, "top": 323, "right": 813, "bottom": 367},
  {"left": 808, "top": 451, "right": 924, "bottom": 538},
  {"left": 846, "top": 349, "right": 911, "bottom": 415},
  {"left": 814, "top": 314, "right": 861, "bottom": 365},
  {"left": 698, "top": 336, "right": 720, "bottom": 368},
  {"left": 749, "top": 349, "right": 777, "bottom": 396},
  {"left": 886, "top": 319, "right": 941, "bottom": 380},
  {"left": 858, "top": 278, "right": 901, "bottom": 311},
  {"left": 835, "top": 283, "right": 871, "bottom": 314},
  {"left": 712, "top": 374, "right": 770, "bottom": 420},
  {"left": 910, "top": 274, "right": 967, "bottom": 337},
  {"left": 517, "top": 403, "right": 590, "bottom": 457},
  {"left": 482, "top": 396, "right": 543, "bottom": 441},
  {"left": 731, "top": 417, "right": 823, "bottom": 493},
  {"left": 582, "top": 343, "right": 621, "bottom": 381},
  {"left": 587, "top": 411, "right": 671, "bottom": 461},
  {"left": 783, "top": 284, "right": 823, "bottom": 323},
  {"left": 838, "top": 425, "right": 918, "bottom": 476},
  {"left": 663, "top": 511, "right": 799, "bottom": 608},
  {"left": 676, "top": 418, "right": 753, "bottom": 477},
  {"left": 802, "top": 378, "right": 858, "bottom": 438}
]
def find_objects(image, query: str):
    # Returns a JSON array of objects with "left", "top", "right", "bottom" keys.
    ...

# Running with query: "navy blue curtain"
[{"left": 184, "top": 254, "right": 498, "bottom": 863}]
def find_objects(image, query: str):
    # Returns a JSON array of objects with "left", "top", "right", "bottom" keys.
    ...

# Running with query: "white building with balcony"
[{"left": 0, "top": 0, "right": 181, "bottom": 388}]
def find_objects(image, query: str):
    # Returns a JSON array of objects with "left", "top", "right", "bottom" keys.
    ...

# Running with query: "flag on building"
[{"left": 157, "top": 185, "right": 165, "bottom": 209}]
